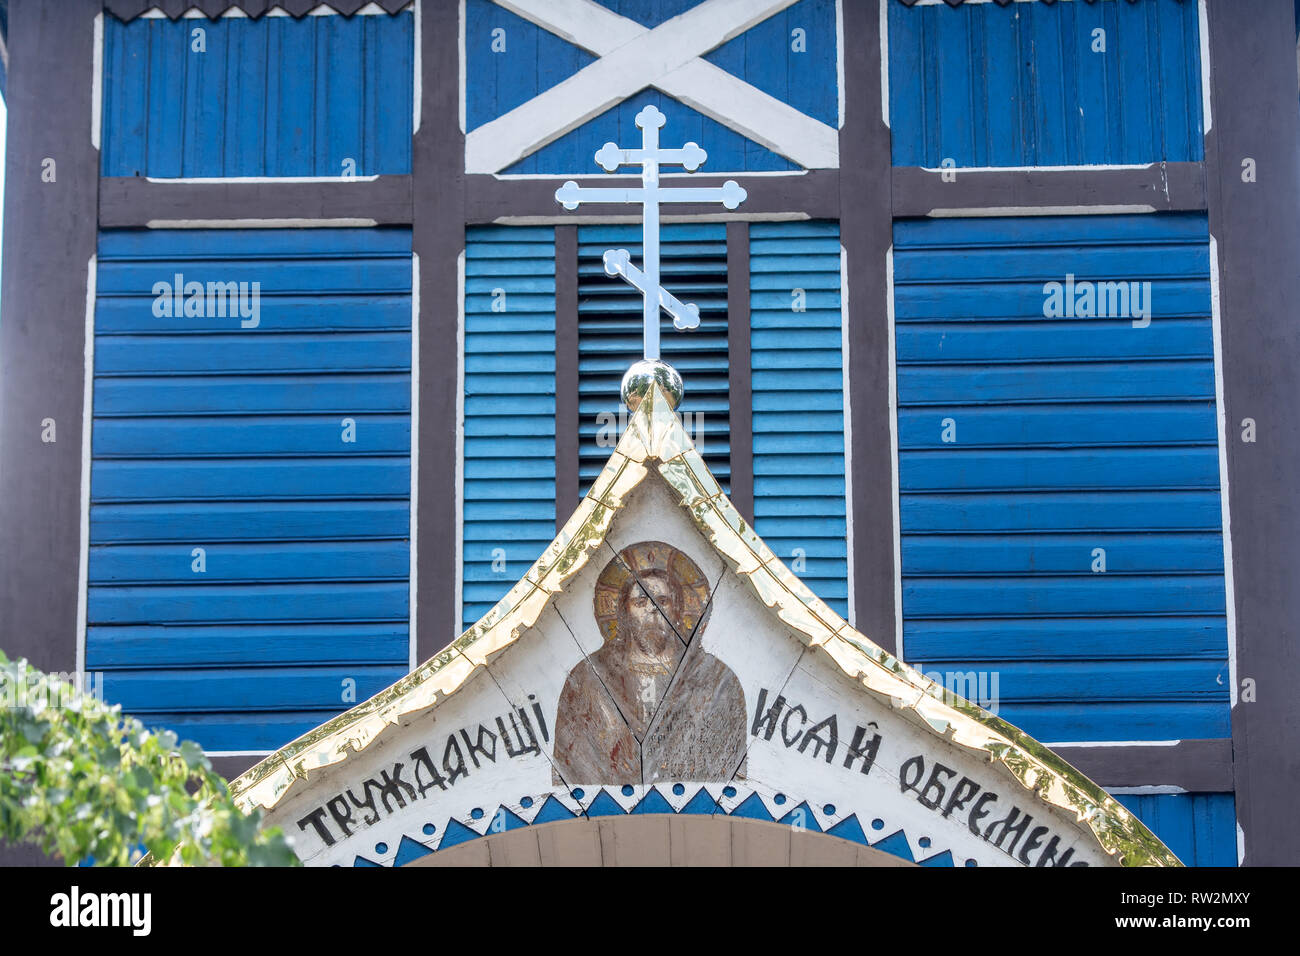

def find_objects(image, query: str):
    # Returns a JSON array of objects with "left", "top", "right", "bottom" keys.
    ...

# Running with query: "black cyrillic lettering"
[
  {"left": 346, "top": 785, "right": 380, "bottom": 826},
  {"left": 779, "top": 704, "right": 807, "bottom": 747},
  {"left": 843, "top": 723, "right": 881, "bottom": 775},
  {"left": 797, "top": 715, "right": 838, "bottom": 762},
  {"left": 917, "top": 762, "right": 957, "bottom": 810},
  {"left": 942, "top": 777, "right": 981, "bottom": 819},
  {"left": 326, "top": 794, "right": 355, "bottom": 838},
  {"left": 460, "top": 725, "right": 498, "bottom": 768},
  {"left": 410, "top": 746, "right": 448, "bottom": 796},
  {"left": 1017, "top": 825, "right": 1049, "bottom": 865},
  {"left": 498, "top": 711, "right": 540, "bottom": 758},
  {"left": 984, "top": 806, "right": 1033, "bottom": 855},
  {"left": 900, "top": 755, "right": 926, "bottom": 795},
  {"left": 968, "top": 791, "right": 998, "bottom": 836},
  {"left": 442, "top": 735, "right": 468, "bottom": 785},
  {"left": 750, "top": 688, "right": 785, "bottom": 741},
  {"left": 296, "top": 807, "right": 334, "bottom": 846}
]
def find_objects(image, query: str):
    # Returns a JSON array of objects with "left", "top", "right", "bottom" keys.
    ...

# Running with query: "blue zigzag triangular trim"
[
  {"left": 585, "top": 789, "right": 627, "bottom": 817},
  {"left": 393, "top": 835, "right": 434, "bottom": 867},
  {"left": 827, "top": 814, "right": 869, "bottom": 846},
  {"left": 919, "top": 849, "right": 955, "bottom": 867},
  {"left": 680, "top": 786, "right": 721, "bottom": 815},
  {"left": 869, "top": 829, "right": 916, "bottom": 863},
  {"left": 438, "top": 818, "right": 482, "bottom": 851},
  {"left": 730, "top": 792, "right": 775, "bottom": 822},
  {"left": 485, "top": 806, "right": 530, "bottom": 833},
  {"left": 531, "top": 794, "right": 577, "bottom": 824},
  {"left": 778, "top": 802, "right": 822, "bottom": 833},
  {"left": 632, "top": 788, "right": 675, "bottom": 815}
]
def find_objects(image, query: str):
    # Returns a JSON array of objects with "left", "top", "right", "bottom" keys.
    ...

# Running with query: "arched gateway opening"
[{"left": 413, "top": 815, "right": 914, "bottom": 867}]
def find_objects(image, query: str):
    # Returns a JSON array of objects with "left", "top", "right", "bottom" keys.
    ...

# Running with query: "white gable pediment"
[{"left": 230, "top": 385, "right": 1179, "bottom": 868}]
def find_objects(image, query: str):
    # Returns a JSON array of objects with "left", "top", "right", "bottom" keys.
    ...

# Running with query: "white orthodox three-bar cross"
[{"left": 555, "top": 104, "right": 747, "bottom": 361}]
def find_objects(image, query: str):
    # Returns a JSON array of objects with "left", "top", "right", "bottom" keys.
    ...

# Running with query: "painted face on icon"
[{"left": 622, "top": 570, "right": 680, "bottom": 659}]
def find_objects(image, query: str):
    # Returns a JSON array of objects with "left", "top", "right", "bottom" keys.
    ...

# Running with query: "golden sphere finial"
[{"left": 621, "top": 359, "right": 684, "bottom": 412}]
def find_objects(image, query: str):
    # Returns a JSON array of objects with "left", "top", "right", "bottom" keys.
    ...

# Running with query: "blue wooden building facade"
[{"left": 2, "top": 0, "right": 1297, "bottom": 868}]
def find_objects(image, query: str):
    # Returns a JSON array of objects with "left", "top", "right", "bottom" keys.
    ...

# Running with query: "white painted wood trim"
[
  {"left": 927, "top": 204, "right": 1158, "bottom": 218},
  {"left": 1047, "top": 740, "right": 1182, "bottom": 748},
  {"left": 142, "top": 175, "right": 381, "bottom": 184},
  {"left": 1199, "top": 0, "right": 1213, "bottom": 135},
  {"left": 492, "top": 0, "right": 643, "bottom": 50},
  {"left": 409, "top": 253, "right": 421, "bottom": 672},
  {"left": 885, "top": 245, "right": 903, "bottom": 658},
  {"left": 467, "top": 0, "right": 809, "bottom": 173},
  {"left": 657, "top": 60, "right": 838, "bottom": 169},
  {"left": 454, "top": 249, "right": 467, "bottom": 638},
  {"left": 836, "top": 0, "right": 845, "bottom": 130},
  {"left": 877, "top": 0, "right": 888, "bottom": 130},
  {"left": 840, "top": 244, "right": 855, "bottom": 629},
  {"left": 144, "top": 217, "right": 380, "bottom": 228},
  {"left": 1207, "top": 237, "right": 1239, "bottom": 709},
  {"left": 91, "top": 13, "right": 103, "bottom": 150},
  {"left": 75, "top": 256, "right": 97, "bottom": 683},
  {"left": 414, "top": 0, "right": 423, "bottom": 135}
]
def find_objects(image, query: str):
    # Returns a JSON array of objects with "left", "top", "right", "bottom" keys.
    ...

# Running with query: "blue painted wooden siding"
[
  {"left": 578, "top": 223, "right": 730, "bottom": 495},
  {"left": 466, "top": 0, "right": 836, "bottom": 173},
  {"left": 1114, "top": 792, "right": 1237, "bottom": 867},
  {"left": 463, "top": 226, "right": 557, "bottom": 632},
  {"left": 888, "top": 0, "right": 1204, "bottom": 167},
  {"left": 893, "top": 212, "right": 1229, "bottom": 744},
  {"left": 750, "top": 221, "right": 848, "bottom": 619},
  {"left": 89, "top": 227, "right": 413, "bottom": 753},
  {"left": 102, "top": 12, "right": 413, "bottom": 178}
]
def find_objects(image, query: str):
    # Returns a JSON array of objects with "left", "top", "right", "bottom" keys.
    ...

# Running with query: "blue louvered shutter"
[
  {"left": 89, "top": 227, "right": 413, "bottom": 753},
  {"left": 577, "top": 223, "right": 730, "bottom": 495},
  {"left": 892, "top": 212, "right": 1229, "bottom": 746},
  {"left": 750, "top": 221, "right": 848, "bottom": 618},
  {"left": 102, "top": 11, "right": 414, "bottom": 178},
  {"left": 1111, "top": 792, "right": 1236, "bottom": 867},
  {"left": 888, "top": 0, "right": 1204, "bottom": 167},
  {"left": 462, "top": 226, "right": 557, "bottom": 632}
]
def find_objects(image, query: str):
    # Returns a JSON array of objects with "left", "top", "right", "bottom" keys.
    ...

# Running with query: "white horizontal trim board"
[
  {"left": 490, "top": 169, "right": 813, "bottom": 181},
  {"left": 140, "top": 3, "right": 411, "bottom": 17},
  {"left": 1047, "top": 740, "right": 1183, "bottom": 748},
  {"left": 907, "top": 0, "right": 1091, "bottom": 5},
  {"left": 927, "top": 205, "right": 1158, "bottom": 218},
  {"left": 469, "top": 0, "right": 838, "bottom": 173},
  {"left": 143, "top": 175, "right": 382, "bottom": 184},
  {"left": 491, "top": 212, "right": 811, "bottom": 226},
  {"left": 205, "top": 750, "right": 273, "bottom": 757},
  {"left": 145, "top": 218, "right": 380, "bottom": 228},
  {"left": 916, "top": 164, "right": 1169, "bottom": 173}
]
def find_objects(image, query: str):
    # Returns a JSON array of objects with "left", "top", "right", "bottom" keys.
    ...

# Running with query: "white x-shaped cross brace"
[{"left": 467, "top": 0, "right": 840, "bottom": 174}]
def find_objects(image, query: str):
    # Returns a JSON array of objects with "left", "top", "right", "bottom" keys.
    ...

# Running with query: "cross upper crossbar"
[{"left": 554, "top": 104, "right": 747, "bottom": 361}]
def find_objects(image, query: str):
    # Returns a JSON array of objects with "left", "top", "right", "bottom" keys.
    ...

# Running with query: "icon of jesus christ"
[{"left": 551, "top": 541, "right": 747, "bottom": 786}]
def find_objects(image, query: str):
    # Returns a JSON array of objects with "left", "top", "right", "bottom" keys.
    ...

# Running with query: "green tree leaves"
[{"left": 0, "top": 651, "right": 299, "bottom": 867}]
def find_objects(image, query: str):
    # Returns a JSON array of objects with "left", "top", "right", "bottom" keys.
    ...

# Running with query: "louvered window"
[
  {"left": 576, "top": 223, "right": 731, "bottom": 496},
  {"left": 462, "top": 226, "right": 557, "bottom": 631},
  {"left": 749, "top": 221, "right": 848, "bottom": 618}
]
